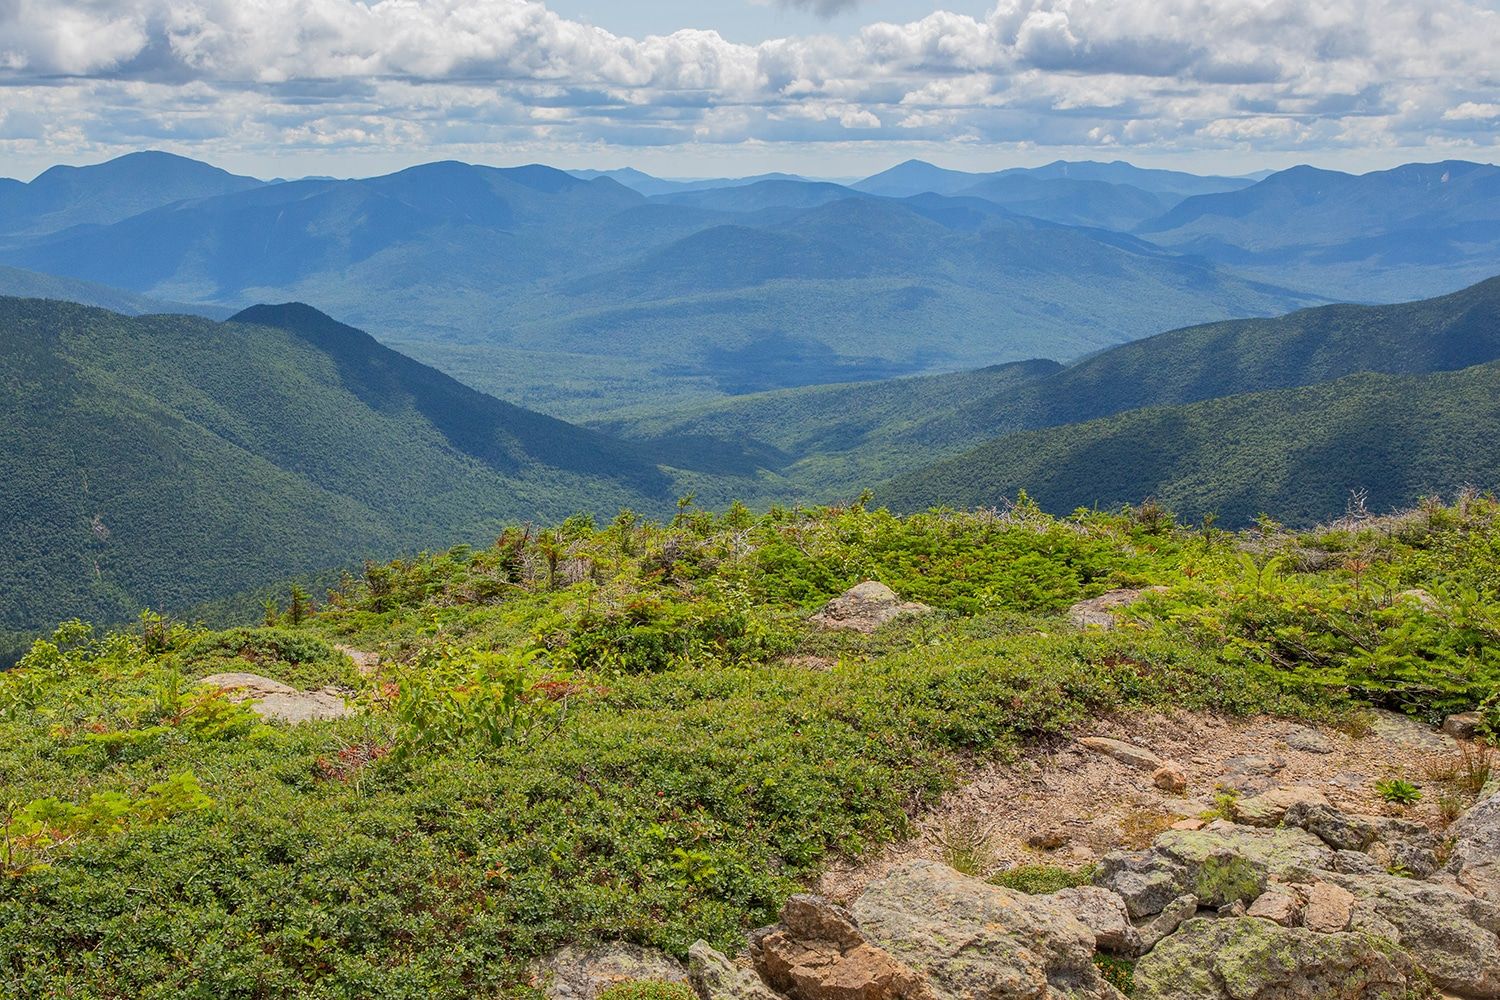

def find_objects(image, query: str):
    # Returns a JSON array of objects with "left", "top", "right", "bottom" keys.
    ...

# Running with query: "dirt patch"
[{"left": 816, "top": 710, "right": 1466, "bottom": 904}]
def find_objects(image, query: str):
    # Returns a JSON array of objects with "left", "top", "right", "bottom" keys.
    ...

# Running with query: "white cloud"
[{"left": 0, "top": 0, "right": 1495, "bottom": 165}]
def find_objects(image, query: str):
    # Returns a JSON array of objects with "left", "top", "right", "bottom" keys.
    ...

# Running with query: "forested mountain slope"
[
  {"left": 608, "top": 275, "right": 1500, "bottom": 502},
  {"left": 883, "top": 361, "right": 1500, "bottom": 526},
  {"left": 0, "top": 298, "right": 673, "bottom": 631}
]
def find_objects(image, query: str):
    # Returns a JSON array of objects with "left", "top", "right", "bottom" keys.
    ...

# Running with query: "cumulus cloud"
[{"left": 0, "top": 0, "right": 1496, "bottom": 166}]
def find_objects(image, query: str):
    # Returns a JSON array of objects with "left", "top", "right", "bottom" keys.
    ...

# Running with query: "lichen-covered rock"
[
  {"left": 1448, "top": 780, "right": 1500, "bottom": 904},
  {"left": 1047, "top": 886, "right": 1139, "bottom": 955},
  {"left": 751, "top": 895, "right": 931, "bottom": 1000},
  {"left": 809, "top": 583, "right": 931, "bottom": 633},
  {"left": 1135, "top": 894, "right": 1198, "bottom": 952},
  {"left": 1065, "top": 588, "right": 1164, "bottom": 630},
  {"left": 1325, "top": 869, "right": 1500, "bottom": 997},
  {"left": 532, "top": 943, "right": 688, "bottom": 1000},
  {"left": 1443, "top": 711, "right": 1484, "bottom": 740},
  {"left": 689, "top": 941, "right": 784, "bottom": 1000},
  {"left": 851, "top": 861, "right": 1123, "bottom": 1000},
  {"left": 1132, "top": 917, "right": 1419, "bottom": 999},
  {"left": 1283, "top": 801, "right": 1379, "bottom": 851},
  {"left": 1233, "top": 786, "right": 1329, "bottom": 828},
  {"left": 1096, "top": 822, "right": 1333, "bottom": 916}
]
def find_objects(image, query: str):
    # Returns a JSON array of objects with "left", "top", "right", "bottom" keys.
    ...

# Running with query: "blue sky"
[{"left": 1, "top": 1, "right": 1497, "bottom": 181}]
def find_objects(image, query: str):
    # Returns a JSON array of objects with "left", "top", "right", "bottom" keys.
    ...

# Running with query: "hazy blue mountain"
[
  {"left": 1136, "top": 160, "right": 1500, "bottom": 300},
  {"left": 852, "top": 159, "right": 1252, "bottom": 230},
  {"left": 607, "top": 274, "right": 1500, "bottom": 504},
  {"left": 0, "top": 156, "right": 1320, "bottom": 417},
  {"left": 569, "top": 167, "right": 816, "bottom": 197},
  {"left": 651, "top": 179, "right": 865, "bottom": 213},
  {"left": 0, "top": 151, "right": 265, "bottom": 239},
  {"left": 0, "top": 297, "right": 674, "bottom": 632},
  {"left": 881, "top": 360, "right": 1500, "bottom": 528},
  {"left": 0, "top": 265, "right": 231, "bottom": 318}
]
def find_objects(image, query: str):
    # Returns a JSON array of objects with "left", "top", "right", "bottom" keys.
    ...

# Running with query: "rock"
[
  {"left": 1151, "top": 762, "right": 1187, "bottom": 793},
  {"left": 198, "top": 672, "right": 352, "bottom": 724},
  {"left": 1303, "top": 882, "right": 1355, "bottom": 933},
  {"left": 1169, "top": 819, "right": 1204, "bottom": 831},
  {"left": 1368, "top": 709, "right": 1456, "bottom": 752},
  {"left": 1331, "top": 850, "right": 1388, "bottom": 876},
  {"left": 1366, "top": 818, "right": 1442, "bottom": 878},
  {"left": 1443, "top": 711, "right": 1484, "bottom": 740},
  {"left": 1218, "top": 753, "right": 1286, "bottom": 794},
  {"left": 851, "top": 860, "right": 1123, "bottom": 1000},
  {"left": 1077, "top": 737, "right": 1163, "bottom": 771},
  {"left": 1095, "top": 823, "right": 1334, "bottom": 917},
  {"left": 809, "top": 583, "right": 932, "bottom": 634},
  {"left": 1132, "top": 917, "right": 1420, "bottom": 999},
  {"left": 1448, "top": 780, "right": 1500, "bottom": 903},
  {"left": 1026, "top": 829, "right": 1069, "bottom": 851},
  {"left": 1216, "top": 900, "right": 1247, "bottom": 918},
  {"left": 533, "top": 943, "right": 688, "bottom": 1000},
  {"left": 1282, "top": 725, "right": 1335, "bottom": 754},
  {"left": 1246, "top": 884, "right": 1305, "bottom": 926},
  {"left": 1233, "top": 787, "right": 1329, "bottom": 828},
  {"left": 689, "top": 942, "right": 784, "bottom": 1000},
  {"left": 1397, "top": 588, "right": 1439, "bottom": 611},
  {"left": 751, "top": 894, "right": 930, "bottom": 1000},
  {"left": 1325, "top": 869, "right": 1500, "bottom": 997},
  {"left": 1092, "top": 850, "right": 1193, "bottom": 919},
  {"left": 1282, "top": 801, "right": 1378, "bottom": 851},
  {"left": 1048, "top": 886, "right": 1140, "bottom": 955},
  {"left": 1135, "top": 894, "right": 1198, "bottom": 952},
  {"left": 1065, "top": 588, "right": 1164, "bottom": 630}
]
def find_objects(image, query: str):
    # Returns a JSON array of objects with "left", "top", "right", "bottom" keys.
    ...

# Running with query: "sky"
[{"left": 1, "top": 0, "right": 1498, "bottom": 182}]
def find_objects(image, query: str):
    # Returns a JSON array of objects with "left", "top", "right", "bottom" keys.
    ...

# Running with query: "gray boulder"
[
  {"left": 198, "top": 672, "right": 352, "bottom": 724},
  {"left": 851, "top": 860, "right": 1123, "bottom": 1000},
  {"left": 1132, "top": 917, "right": 1419, "bottom": 999},
  {"left": 1325, "top": 869, "right": 1500, "bottom": 997},
  {"left": 532, "top": 943, "right": 688, "bottom": 1000},
  {"left": 809, "top": 583, "right": 931, "bottom": 633},
  {"left": 689, "top": 941, "right": 784, "bottom": 1000},
  {"left": 1449, "top": 780, "right": 1500, "bottom": 905}
]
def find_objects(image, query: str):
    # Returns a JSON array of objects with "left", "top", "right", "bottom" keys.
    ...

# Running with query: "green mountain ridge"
[
  {"left": 606, "top": 274, "right": 1500, "bottom": 506},
  {"left": 881, "top": 360, "right": 1500, "bottom": 526},
  {"left": 0, "top": 297, "right": 676, "bottom": 632}
]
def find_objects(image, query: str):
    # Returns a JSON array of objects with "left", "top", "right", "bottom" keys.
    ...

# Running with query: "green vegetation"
[
  {"left": 1375, "top": 779, "right": 1424, "bottom": 806},
  {"left": 2, "top": 498, "right": 1497, "bottom": 996},
  {"left": 607, "top": 274, "right": 1500, "bottom": 508},
  {"left": 883, "top": 363, "right": 1500, "bottom": 527},
  {"left": 0, "top": 296, "right": 673, "bottom": 633},
  {"left": 988, "top": 864, "right": 1097, "bottom": 895},
  {"left": 596, "top": 982, "right": 696, "bottom": 1000}
]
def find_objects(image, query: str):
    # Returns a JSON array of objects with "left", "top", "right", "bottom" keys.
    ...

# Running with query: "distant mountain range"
[
  {"left": 0, "top": 297, "right": 676, "bottom": 632},
  {"left": 27, "top": 150, "right": 1493, "bottom": 416},
  {"left": 607, "top": 275, "right": 1500, "bottom": 521}
]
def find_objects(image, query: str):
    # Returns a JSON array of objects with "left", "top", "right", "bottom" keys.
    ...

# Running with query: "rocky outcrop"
[
  {"left": 1132, "top": 917, "right": 1421, "bottom": 999},
  {"left": 1076, "top": 737, "right": 1162, "bottom": 771},
  {"left": 198, "top": 672, "right": 352, "bottom": 723},
  {"left": 1065, "top": 588, "right": 1164, "bottom": 630},
  {"left": 1047, "top": 886, "right": 1139, "bottom": 955},
  {"left": 750, "top": 894, "right": 932, "bottom": 1000},
  {"left": 690, "top": 942, "right": 785, "bottom": 1000},
  {"left": 1448, "top": 779, "right": 1500, "bottom": 904},
  {"left": 532, "top": 943, "right": 688, "bottom": 1000},
  {"left": 809, "top": 583, "right": 932, "bottom": 634},
  {"left": 1325, "top": 868, "right": 1500, "bottom": 997},
  {"left": 850, "top": 861, "right": 1123, "bottom": 1000},
  {"left": 1095, "top": 822, "right": 1334, "bottom": 917},
  {"left": 1233, "top": 786, "right": 1328, "bottom": 827}
]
